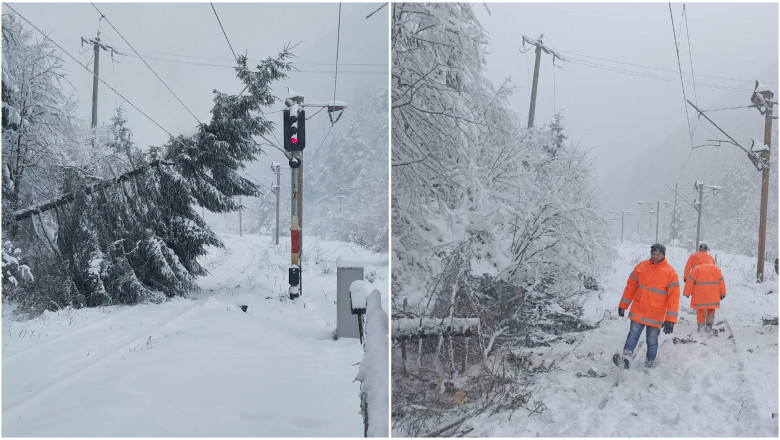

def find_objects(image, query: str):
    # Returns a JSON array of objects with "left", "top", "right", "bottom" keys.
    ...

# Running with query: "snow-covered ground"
[
  {"left": 462, "top": 241, "right": 778, "bottom": 437},
  {"left": 2, "top": 233, "right": 388, "bottom": 437}
]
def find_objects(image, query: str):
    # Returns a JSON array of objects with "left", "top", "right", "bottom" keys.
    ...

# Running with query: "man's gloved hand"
[
  {"left": 720, "top": 294, "right": 725, "bottom": 300},
  {"left": 662, "top": 321, "right": 674, "bottom": 334},
  {"left": 618, "top": 307, "right": 625, "bottom": 317}
]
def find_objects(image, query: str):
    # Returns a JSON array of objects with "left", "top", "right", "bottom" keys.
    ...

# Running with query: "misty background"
[{"left": 474, "top": 2, "right": 778, "bottom": 252}]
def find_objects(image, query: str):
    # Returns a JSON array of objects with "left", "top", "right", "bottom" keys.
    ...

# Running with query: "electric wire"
[
  {"left": 669, "top": 3, "right": 695, "bottom": 144},
  {"left": 566, "top": 58, "right": 753, "bottom": 93},
  {"left": 333, "top": 3, "right": 342, "bottom": 108},
  {"left": 5, "top": 4, "right": 180, "bottom": 141},
  {"left": 90, "top": 3, "right": 202, "bottom": 125},
  {"left": 683, "top": 4, "right": 699, "bottom": 104},
  {"left": 555, "top": 49, "right": 768, "bottom": 86},
  {"left": 111, "top": 47, "right": 384, "bottom": 66},
  {"left": 210, "top": 2, "right": 238, "bottom": 62},
  {"left": 365, "top": 2, "right": 388, "bottom": 19}
]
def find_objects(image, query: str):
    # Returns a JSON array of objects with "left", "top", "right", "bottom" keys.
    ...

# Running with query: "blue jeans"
[{"left": 623, "top": 320, "right": 660, "bottom": 362}]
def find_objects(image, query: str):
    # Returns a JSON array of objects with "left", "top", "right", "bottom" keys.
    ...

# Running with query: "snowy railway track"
[
  {"left": 2, "top": 299, "right": 202, "bottom": 414},
  {"left": 3, "top": 304, "right": 143, "bottom": 361}
]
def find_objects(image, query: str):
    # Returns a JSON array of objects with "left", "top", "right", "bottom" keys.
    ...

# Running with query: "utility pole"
[
  {"left": 672, "top": 184, "right": 679, "bottom": 242},
  {"left": 521, "top": 35, "right": 565, "bottom": 129},
  {"left": 693, "top": 181, "right": 721, "bottom": 251},
  {"left": 271, "top": 162, "right": 281, "bottom": 246},
  {"left": 336, "top": 195, "right": 346, "bottom": 213},
  {"left": 751, "top": 83, "right": 775, "bottom": 282},
  {"left": 621, "top": 211, "right": 630, "bottom": 244},
  {"left": 81, "top": 34, "right": 121, "bottom": 128},
  {"left": 638, "top": 200, "right": 671, "bottom": 243}
]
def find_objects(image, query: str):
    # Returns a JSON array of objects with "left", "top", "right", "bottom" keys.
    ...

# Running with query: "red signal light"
[{"left": 291, "top": 136, "right": 298, "bottom": 144}]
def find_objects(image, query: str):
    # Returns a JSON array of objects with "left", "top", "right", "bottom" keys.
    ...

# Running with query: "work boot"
[
  {"left": 697, "top": 323, "right": 706, "bottom": 333},
  {"left": 644, "top": 359, "right": 656, "bottom": 369},
  {"left": 705, "top": 321, "right": 713, "bottom": 334},
  {"left": 612, "top": 351, "right": 630, "bottom": 369}
]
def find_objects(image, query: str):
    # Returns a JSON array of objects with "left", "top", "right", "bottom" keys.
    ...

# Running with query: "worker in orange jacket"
[
  {"left": 614, "top": 243, "right": 680, "bottom": 369},
  {"left": 684, "top": 243, "right": 715, "bottom": 282},
  {"left": 683, "top": 261, "right": 726, "bottom": 333}
]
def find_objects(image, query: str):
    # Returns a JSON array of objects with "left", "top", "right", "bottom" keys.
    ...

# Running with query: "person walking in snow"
[
  {"left": 684, "top": 243, "right": 715, "bottom": 282},
  {"left": 683, "top": 261, "right": 726, "bottom": 334},
  {"left": 614, "top": 243, "right": 680, "bottom": 369}
]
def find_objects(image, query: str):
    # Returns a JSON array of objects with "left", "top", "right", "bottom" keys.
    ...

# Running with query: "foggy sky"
[{"left": 473, "top": 2, "right": 778, "bottom": 210}]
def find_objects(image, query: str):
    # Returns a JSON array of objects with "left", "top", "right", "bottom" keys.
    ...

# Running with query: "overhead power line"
[
  {"left": 566, "top": 58, "right": 753, "bottom": 93},
  {"left": 110, "top": 47, "right": 384, "bottom": 66},
  {"left": 669, "top": 2, "right": 694, "bottom": 143},
  {"left": 5, "top": 4, "right": 179, "bottom": 140},
  {"left": 333, "top": 3, "right": 342, "bottom": 107},
  {"left": 90, "top": 2, "right": 202, "bottom": 125},
  {"left": 210, "top": 2, "right": 238, "bottom": 62},
  {"left": 683, "top": 4, "right": 699, "bottom": 104},
  {"left": 365, "top": 3, "right": 388, "bottom": 19},
  {"left": 556, "top": 49, "right": 772, "bottom": 86}
]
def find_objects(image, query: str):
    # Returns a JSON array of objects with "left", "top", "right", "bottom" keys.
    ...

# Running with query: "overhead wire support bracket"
[{"left": 686, "top": 99, "right": 768, "bottom": 171}]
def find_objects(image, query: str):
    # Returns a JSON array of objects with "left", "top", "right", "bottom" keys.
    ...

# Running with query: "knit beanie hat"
[{"left": 651, "top": 243, "right": 666, "bottom": 255}]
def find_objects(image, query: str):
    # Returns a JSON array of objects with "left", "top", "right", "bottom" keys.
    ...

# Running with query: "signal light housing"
[{"left": 283, "top": 108, "right": 306, "bottom": 151}]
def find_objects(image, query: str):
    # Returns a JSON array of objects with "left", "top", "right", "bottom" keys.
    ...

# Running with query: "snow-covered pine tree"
[
  {"left": 55, "top": 51, "right": 292, "bottom": 307},
  {"left": 3, "top": 25, "right": 293, "bottom": 311}
]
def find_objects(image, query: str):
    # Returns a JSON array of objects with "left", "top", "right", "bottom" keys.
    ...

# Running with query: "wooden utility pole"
[
  {"left": 521, "top": 35, "right": 565, "bottom": 129},
  {"left": 81, "top": 34, "right": 121, "bottom": 128},
  {"left": 753, "top": 85, "right": 774, "bottom": 282}
]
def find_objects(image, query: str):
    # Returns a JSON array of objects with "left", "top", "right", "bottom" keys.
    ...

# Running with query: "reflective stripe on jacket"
[
  {"left": 684, "top": 251, "right": 715, "bottom": 281},
  {"left": 619, "top": 258, "right": 680, "bottom": 328},
  {"left": 683, "top": 263, "right": 726, "bottom": 309}
]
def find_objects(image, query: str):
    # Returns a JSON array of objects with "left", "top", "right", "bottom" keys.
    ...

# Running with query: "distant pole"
[
  {"left": 756, "top": 89, "right": 774, "bottom": 282},
  {"left": 91, "top": 37, "right": 100, "bottom": 128},
  {"left": 618, "top": 211, "right": 630, "bottom": 244},
  {"left": 528, "top": 42, "right": 543, "bottom": 129},
  {"left": 81, "top": 34, "right": 122, "bottom": 128},
  {"left": 521, "top": 34, "right": 566, "bottom": 129},
  {"left": 621, "top": 211, "right": 625, "bottom": 244},
  {"left": 695, "top": 183, "right": 704, "bottom": 250},
  {"left": 238, "top": 197, "right": 242, "bottom": 237},
  {"left": 672, "top": 184, "right": 678, "bottom": 241}
]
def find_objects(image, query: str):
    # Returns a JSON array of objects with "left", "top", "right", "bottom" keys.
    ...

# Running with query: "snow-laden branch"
[
  {"left": 12, "top": 159, "right": 174, "bottom": 221},
  {"left": 391, "top": 317, "right": 481, "bottom": 340}
]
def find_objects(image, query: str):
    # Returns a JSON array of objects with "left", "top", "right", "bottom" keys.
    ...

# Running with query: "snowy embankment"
[
  {"left": 463, "top": 241, "right": 778, "bottom": 437},
  {"left": 2, "top": 233, "right": 388, "bottom": 437}
]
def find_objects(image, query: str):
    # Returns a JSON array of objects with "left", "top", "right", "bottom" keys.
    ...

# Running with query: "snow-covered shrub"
[
  {"left": 390, "top": 3, "right": 613, "bottom": 434},
  {"left": 1, "top": 240, "right": 32, "bottom": 289}
]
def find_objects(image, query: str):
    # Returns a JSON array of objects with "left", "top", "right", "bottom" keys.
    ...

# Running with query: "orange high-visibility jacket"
[
  {"left": 684, "top": 251, "right": 715, "bottom": 281},
  {"left": 619, "top": 258, "right": 680, "bottom": 328},
  {"left": 683, "top": 263, "right": 726, "bottom": 309}
]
